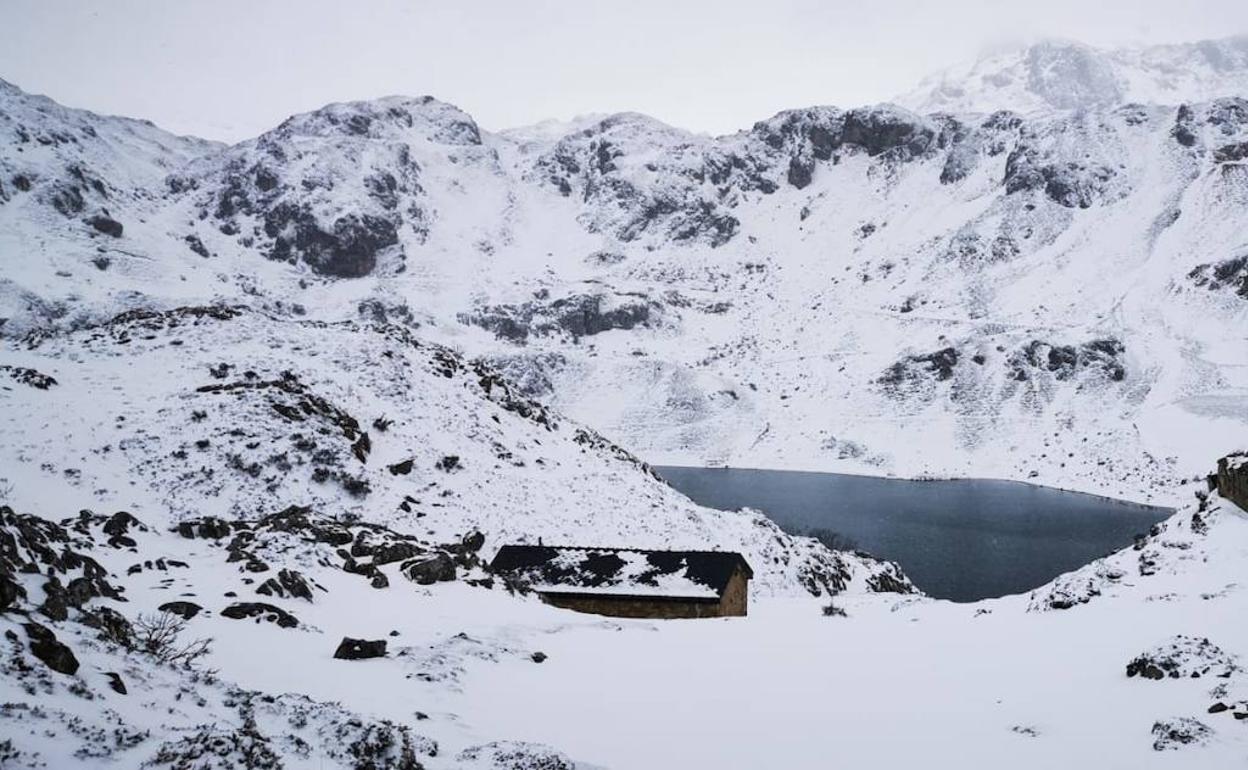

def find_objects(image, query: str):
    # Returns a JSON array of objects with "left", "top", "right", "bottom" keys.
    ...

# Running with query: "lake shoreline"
[
  {"left": 655, "top": 464, "right": 1174, "bottom": 602},
  {"left": 653, "top": 462, "right": 1178, "bottom": 513}
]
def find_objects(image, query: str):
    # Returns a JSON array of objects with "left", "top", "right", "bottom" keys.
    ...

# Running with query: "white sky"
[{"left": 2, "top": 0, "right": 1246, "bottom": 142}]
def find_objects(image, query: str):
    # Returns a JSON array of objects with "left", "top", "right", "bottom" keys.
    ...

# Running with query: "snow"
[{"left": 1, "top": 38, "right": 1248, "bottom": 769}]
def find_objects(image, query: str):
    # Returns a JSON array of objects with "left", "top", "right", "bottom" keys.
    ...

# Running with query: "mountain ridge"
[{"left": 1, "top": 70, "right": 1245, "bottom": 506}]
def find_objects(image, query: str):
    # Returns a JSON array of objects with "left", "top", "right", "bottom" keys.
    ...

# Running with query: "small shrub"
[
  {"left": 132, "top": 611, "right": 212, "bottom": 668},
  {"left": 822, "top": 601, "right": 848, "bottom": 618}
]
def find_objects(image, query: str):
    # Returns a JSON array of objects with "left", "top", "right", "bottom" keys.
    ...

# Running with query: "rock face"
[{"left": 333, "top": 637, "right": 387, "bottom": 660}]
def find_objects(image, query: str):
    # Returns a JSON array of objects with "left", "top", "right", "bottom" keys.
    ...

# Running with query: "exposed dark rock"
[
  {"left": 787, "top": 156, "right": 814, "bottom": 189},
  {"left": 0, "top": 365, "right": 57, "bottom": 389},
  {"left": 1214, "top": 141, "right": 1248, "bottom": 164},
  {"left": 264, "top": 204, "right": 398, "bottom": 278},
  {"left": 1151, "top": 718, "right": 1211, "bottom": 751},
  {"left": 401, "top": 552, "right": 456, "bottom": 585},
  {"left": 1008, "top": 338, "right": 1125, "bottom": 382},
  {"left": 333, "top": 637, "right": 387, "bottom": 660},
  {"left": 184, "top": 234, "right": 210, "bottom": 257},
  {"left": 220, "top": 602, "right": 298, "bottom": 628},
  {"left": 840, "top": 107, "right": 937, "bottom": 159},
  {"left": 1127, "top": 636, "right": 1238, "bottom": 680},
  {"left": 104, "top": 671, "right": 127, "bottom": 694},
  {"left": 23, "top": 621, "right": 79, "bottom": 675},
  {"left": 460, "top": 531, "right": 486, "bottom": 553},
  {"left": 176, "top": 516, "right": 234, "bottom": 540},
  {"left": 157, "top": 601, "right": 203, "bottom": 620},
  {"left": 459, "top": 292, "right": 662, "bottom": 344},
  {"left": 880, "top": 347, "right": 960, "bottom": 388},
  {"left": 388, "top": 458, "right": 414, "bottom": 475},
  {"left": 0, "top": 574, "right": 25, "bottom": 611},
  {"left": 1172, "top": 104, "right": 1198, "bottom": 147},
  {"left": 456, "top": 741, "right": 574, "bottom": 770},
  {"left": 1188, "top": 254, "right": 1248, "bottom": 300},
  {"left": 372, "top": 541, "right": 424, "bottom": 566},
  {"left": 1005, "top": 145, "right": 1118, "bottom": 208},
  {"left": 101, "top": 511, "right": 145, "bottom": 548},
  {"left": 80, "top": 606, "right": 135, "bottom": 647},
  {"left": 87, "top": 213, "right": 123, "bottom": 237},
  {"left": 256, "top": 568, "right": 316, "bottom": 601}
]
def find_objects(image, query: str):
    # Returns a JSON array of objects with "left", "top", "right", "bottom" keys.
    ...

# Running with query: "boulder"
[
  {"left": 256, "top": 568, "right": 316, "bottom": 601},
  {"left": 105, "top": 671, "right": 127, "bottom": 694},
  {"left": 87, "top": 213, "right": 123, "bottom": 237},
  {"left": 220, "top": 602, "right": 298, "bottom": 628},
  {"left": 401, "top": 553, "right": 456, "bottom": 585},
  {"left": 333, "top": 637, "right": 387, "bottom": 660},
  {"left": 23, "top": 622, "right": 79, "bottom": 675},
  {"left": 158, "top": 601, "right": 203, "bottom": 620}
]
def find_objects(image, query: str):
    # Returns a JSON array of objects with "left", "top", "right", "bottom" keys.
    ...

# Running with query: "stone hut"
[{"left": 490, "top": 545, "right": 752, "bottom": 619}]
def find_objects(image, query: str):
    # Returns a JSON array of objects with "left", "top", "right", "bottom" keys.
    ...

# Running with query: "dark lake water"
[{"left": 655, "top": 466, "right": 1173, "bottom": 602}]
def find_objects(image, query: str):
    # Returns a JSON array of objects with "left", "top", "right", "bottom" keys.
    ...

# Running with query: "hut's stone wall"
[
  {"left": 538, "top": 566, "right": 751, "bottom": 619},
  {"left": 541, "top": 592, "right": 724, "bottom": 619},
  {"left": 1217, "top": 453, "right": 1248, "bottom": 512}
]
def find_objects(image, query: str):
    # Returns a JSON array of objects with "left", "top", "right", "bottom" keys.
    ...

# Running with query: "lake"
[{"left": 655, "top": 466, "right": 1174, "bottom": 602}]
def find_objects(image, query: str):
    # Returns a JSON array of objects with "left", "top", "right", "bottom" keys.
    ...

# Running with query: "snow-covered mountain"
[
  {"left": 8, "top": 70, "right": 1244, "bottom": 504},
  {"left": 2, "top": 36, "right": 1248, "bottom": 768},
  {"left": 898, "top": 36, "right": 1248, "bottom": 115}
]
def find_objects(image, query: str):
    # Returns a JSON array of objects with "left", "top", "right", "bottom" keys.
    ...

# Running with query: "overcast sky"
[{"left": 2, "top": 0, "right": 1246, "bottom": 142}]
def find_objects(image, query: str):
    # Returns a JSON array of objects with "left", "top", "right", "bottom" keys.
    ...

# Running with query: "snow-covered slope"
[
  {"left": 0, "top": 305, "right": 906, "bottom": 598},
  {"left": 898, "top": 36, "right": 1248, "bottom": 115},
  {"left": 1, "top": 70, "right": 1246, "bottom": 506}
]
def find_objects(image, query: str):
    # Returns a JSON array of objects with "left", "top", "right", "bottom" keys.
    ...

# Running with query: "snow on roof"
[{"left": 490, "top": 545, "right": 751, "bottom": 600}]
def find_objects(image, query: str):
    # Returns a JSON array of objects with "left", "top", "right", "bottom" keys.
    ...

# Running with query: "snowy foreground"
[{"left": 1, "top": 479, "right": 1245, "bottom": 768}]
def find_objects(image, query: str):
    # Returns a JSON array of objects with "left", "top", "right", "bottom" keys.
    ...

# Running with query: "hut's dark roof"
[{"left": 490, "top": 545, "right": 752, "bottom": 599}]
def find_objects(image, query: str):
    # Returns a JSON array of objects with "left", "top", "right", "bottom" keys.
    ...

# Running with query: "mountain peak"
[{"left": 898, "top": 35, "right": 1248, "bottom": 115}]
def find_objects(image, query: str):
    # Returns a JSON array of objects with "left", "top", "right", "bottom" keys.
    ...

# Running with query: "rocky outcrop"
[
  {"left": 1007, "top": 338, "right": 1126, "bottom": 382},
  {"left": 1126, "top": 635, "right": 1239, "bottom": 680},
  {"left": 460, "top": 291, "right": 664, "bottom": 344},
  {"left": 1151, "top": 718, "right": 1212, "bottom": 751},
  {"left": 256, "top": 568, "right": 318, "bottom": 601},
  {"left": 1188, "top": 254, "right": 1248, "bottom": 300},
  {"left": 456, "top": 741, "right": 574, "bottom": 770}
]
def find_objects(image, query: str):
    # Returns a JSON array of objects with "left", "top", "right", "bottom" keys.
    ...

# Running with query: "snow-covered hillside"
[
  {"left": 1, "top": 48, "right": 1246, "bottom": 509},
  {"left": 0, "top": 305, "right": 905, "bottom": 598},
  {"left": 899, "top": 36, "right": 1248, "bottom": 115}
]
